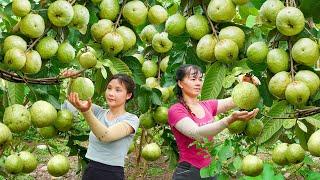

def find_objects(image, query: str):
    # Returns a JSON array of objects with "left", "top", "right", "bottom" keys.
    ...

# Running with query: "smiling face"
[
  {"left": 105, "top": 79, "right": 132, "bottom": 108},
  {"left": 178, "top": 67, "right": 203, "bottom": 98}
]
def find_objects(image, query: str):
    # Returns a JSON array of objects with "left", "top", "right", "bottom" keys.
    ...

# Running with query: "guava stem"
[
  {"left": 45, "top": 142, "right": 54, "bottom": 157},
  {"left": 303, "top": 27, "right": 317, "bottom": 40},
  {"left": 184, "top": 0, "right": 193, "bottom": 16},
  {"left": 20, "top": 75, "right": 39, "bottom": 101},
  {"left": 32, "top": 9, "right": 48, "bottom": 12},
  {"left": 285, "top": 0, "right": 289, "bottom": 7},
  {"left": 290, "top": 162, "right": 304, "bottom": 175},
  {"left": 288, "top": 39, "right": 295, "bottom": 81},
  {"left": 0, "top": 145, "right": 4, "bottom": 157},
  {"left": 69, "top": 0, "right": 76, "bottom": 5},
  {"left": 290, "top": 0, "right": 296, "bottom": 7},
  {"left": 144, "top": 0, "right": 151, "bottom": 8},
  {"left": 9, "top": 142, "right": 15, "bottom": 152},
  {"left": 202, "top": 1, "right": 219, "bottom": 40},
  {"left": 11, "top": 21, "right": 20, "bottom": 34},
  {"left": 270, "top": 32, "right": 280, "bottom": 48},
  {"left": 157, "top": 56, "right": 161, "bottom": 81},
  {"left": 26, "top": 27, "right": 50, "bottom": 52},
  {"left": 136, "top": 128, "right": 145, "bottom": 166}
]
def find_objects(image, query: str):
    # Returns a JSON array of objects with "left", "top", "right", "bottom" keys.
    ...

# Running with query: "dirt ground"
[{"left": 26, "top": 151, "right": 173, "bottom": 180}]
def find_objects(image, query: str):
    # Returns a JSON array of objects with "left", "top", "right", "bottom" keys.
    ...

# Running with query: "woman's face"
[
  {"left": 105, "top": 79, "right": 132, "bottom": 108},
  {"left": 178, "top": 70, "right": 203, "bottom": 98}
]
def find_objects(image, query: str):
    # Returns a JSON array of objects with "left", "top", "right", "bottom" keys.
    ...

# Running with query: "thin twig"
[
  {"left": 288, "top": 38, "right": 295, "bottom": 80},
  {"left": 114, "top": 0, "right": 127, "bottom": 29},
  {"left": 26, "top": 28, "right": 50, "bottom": 52},
  {"left": 45, "top": 142, "right": 54, "bottom": 157},
  {"left": 69, "top": 0, "right": 76, "bottom": 5},
  {"left": 20, "top": 74, "right": 38, "bottom": 101},
  {"left": 291, "top": 162, "right": 304, "bottom": 175},
  {"left": 9, "top": 142, "right": 15, "bottom": 152},
  {"left": 11, "top": 21, "right": 20, "bottom": 33},
  {"left": 270, "top": 32, "right": 281, "bottom": 48},
  {"left": 135, "top": 128, "right": 145, "bottom": 179},
  {"left": 202, "top": 1, "right": 219, "bottom": 40},
  {"left": 136, "top": 128, "right": 145, "bottom": 166},
  {"left": 144, "top": 0, "right": 151, "bottom": 8},
  {"left": 0, "top": 145, "right": 4, "bottom": 157},
  {"left": 303, "top": 27, "right": 317, "bottom": 41},
  {"left": 157, "top": 56, "right": 162, "bottom": 81},
  {"left": 32, "top": 9, "right": 48, "bottom": 12},
  {"left": 292, "top": 0, "right": 297, "bottom": 7}
]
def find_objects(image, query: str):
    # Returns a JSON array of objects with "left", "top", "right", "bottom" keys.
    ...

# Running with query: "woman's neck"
[
  {"left": 182, "top": 94, "right": 199, "bottom": 106},
  {"left": 108, "top": 105, "right": 126, "bottom": 117}
]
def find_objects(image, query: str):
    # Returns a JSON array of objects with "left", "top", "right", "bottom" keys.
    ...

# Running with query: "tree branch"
[
  {"left": 0, "top": 69, "right": 85, "bottom": 85},
  {"left": 261, "top": 107, "right": 320, "bottom": 120}
]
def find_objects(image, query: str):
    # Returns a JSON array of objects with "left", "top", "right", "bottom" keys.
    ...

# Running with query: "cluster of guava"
[
  {"left": 3, "top": 102, "right": 73, "bottom": 135},
  {"left": 272, "top": 130, "right": 320, "bottom": 166},
  {"left": 1, "top": 101, "right": 73, "bottom": 176},
  {"left": 228, "top": 118, "right": 264, "bottom": 137},
  {"left": 4, "top": 152, "right": 70, "bottom": 178},
  {"left": 91, "top": 1, "right": 173, "bottom": 56},
  {"left": 139, "top": 106, "right": 169, "bottom": 128},
  {"left": 190, "top": 0, "right": 249, "bottom": 63},
  {"left": 2, "top": 0, "right": 96, "bottom": 74},
  {"left": 249, "top": 0, "right": 320, "bottom": 106}
]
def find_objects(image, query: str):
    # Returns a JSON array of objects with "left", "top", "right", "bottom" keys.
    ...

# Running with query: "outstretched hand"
[
  {"left": 61, "top": 69, "right": 80, "bottom": 78},
  {"left": 68, "top": 92, "right": 92, "bottom": 112},
  {"left": 237, "top": 73, "right": 261, "bottom": 86},
  {"left": 229, "top": 108, "right": 259, "bottom": 123}
]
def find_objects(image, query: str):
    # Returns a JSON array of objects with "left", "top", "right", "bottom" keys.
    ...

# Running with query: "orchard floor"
[
  {"left": 3, "top": 130, "right": 319, "bottom": 180},
  {"left": 4, "top": 142, "right": 174, "bottom": 180}
]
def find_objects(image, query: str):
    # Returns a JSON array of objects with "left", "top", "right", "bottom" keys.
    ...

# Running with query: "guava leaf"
[
  {"left": 7, "top": 81, "right": 25, "bottom": 105},
  {"left": 201, "top": 62, "right": 227, "bottom": 100},
  {"left": 300, "top": 0, "right": 320, "bottom": 23},
  {"left": 123, "top": 56, "right": 146, "bottom": 85},
  {"left": 257, "top": 101, "right": 291, "bottom": 144}
]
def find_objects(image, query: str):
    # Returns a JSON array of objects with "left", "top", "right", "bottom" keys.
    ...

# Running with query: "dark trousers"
[
  {"left": 82, "top": 160, "right": 124, "bottom": 180},
  {"left": 172, "top": 162, "right": 217, "bottom": 180}
]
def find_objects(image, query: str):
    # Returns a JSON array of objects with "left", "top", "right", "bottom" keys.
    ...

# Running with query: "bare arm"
[{"left": 217, "top": 97, "right": 237, "bottom": 114}]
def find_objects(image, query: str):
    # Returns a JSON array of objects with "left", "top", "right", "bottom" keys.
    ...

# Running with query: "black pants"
[
  {"left": 172, "top": 162, "right": 217, "bottom": 180},
  {"left": 82, "top": 160, "right": 124, "bottom": 180}
]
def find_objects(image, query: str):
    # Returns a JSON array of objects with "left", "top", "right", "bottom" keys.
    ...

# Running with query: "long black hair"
[{"left": 175, "top": 64, "right": 203, "bottom": 117}]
